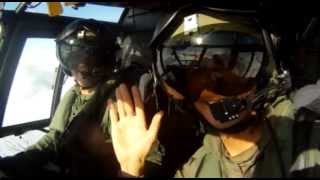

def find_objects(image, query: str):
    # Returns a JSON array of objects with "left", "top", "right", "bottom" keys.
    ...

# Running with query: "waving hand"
[{"left": 107, "top": 84, "right": 163, "bottom": 176}]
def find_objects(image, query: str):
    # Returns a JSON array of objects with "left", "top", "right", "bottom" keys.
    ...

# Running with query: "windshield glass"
[{"left": 4, "top": 2, "right": 124, "bottom": 23}]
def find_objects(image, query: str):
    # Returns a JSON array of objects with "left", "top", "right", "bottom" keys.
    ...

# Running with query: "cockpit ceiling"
[{"left": 90, "top": 1, "right": 320, "bottom": 14}]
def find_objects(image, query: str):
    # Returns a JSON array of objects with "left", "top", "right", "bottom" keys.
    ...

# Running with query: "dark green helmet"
[
  {"left": 149, "top": 4, "right": 291, "bottom": 131},
  {"left": 56, "top": 19, "right": 119, "bottom": 76}
]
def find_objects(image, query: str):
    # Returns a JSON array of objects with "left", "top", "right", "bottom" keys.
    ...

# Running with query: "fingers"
[
  {"left": 116, "top": 87, "right": 125, "bottom": 120},
  {"left": 119, "top": 84, "right": 134, "bottom": 116},
  {"left": 107, "top": 98, "right": 118, "bottom": 126},
  {"left": 132, "top": 86, "right": 146, "bottom": 128},
  {"left": 148, "top": 111, "right": 164, "bottom": 142}
]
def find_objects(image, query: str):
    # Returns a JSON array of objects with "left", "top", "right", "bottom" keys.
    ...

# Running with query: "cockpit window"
[
  {"left": 3, "top": 38, "right": 59, "bottom": 127},
  {"left": 4, "top": 2, "right": 124, "bottom": 23}
]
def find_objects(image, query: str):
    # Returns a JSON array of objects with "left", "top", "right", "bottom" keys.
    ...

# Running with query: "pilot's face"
[{"left": 70, "top": 58, "right": 101, "bottom": 89}]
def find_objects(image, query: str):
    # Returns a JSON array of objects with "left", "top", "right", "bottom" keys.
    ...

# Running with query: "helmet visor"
[{"left": 160, "top": 31, "right": 264, "bottom": 97}]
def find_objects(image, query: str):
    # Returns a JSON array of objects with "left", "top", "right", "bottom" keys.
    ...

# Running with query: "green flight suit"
[
  {"left": 174, "top": 96, "right": 320, "bottom": 177},
  {"left": 28, "top": 77, "right": 118, "bottom": 150},
  {"left": 0, "top": 78, "right": 120, "bottom": 176}
]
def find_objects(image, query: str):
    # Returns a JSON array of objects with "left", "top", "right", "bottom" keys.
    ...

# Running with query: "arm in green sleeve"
[
  {"left": 28, "top": 87, "right": 77, "bottom": 152},
  {"left": 27, "top": 130, "right": 60, "bottom": 152},
  {"left": 0, "top": 88, "right": 78, "bottom": 175}
]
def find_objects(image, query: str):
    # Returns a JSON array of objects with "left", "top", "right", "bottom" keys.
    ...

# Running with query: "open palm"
[{"left": 107, "top": 84, "right": 163, "bottom": 176}]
